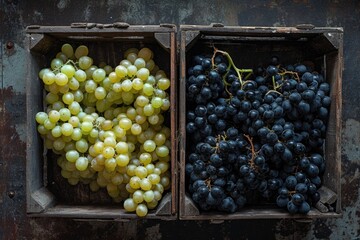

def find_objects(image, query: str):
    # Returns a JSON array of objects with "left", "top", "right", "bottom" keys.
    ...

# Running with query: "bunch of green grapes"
[{"left": 36, "top": 43, "right": 171, "bottom": 217}]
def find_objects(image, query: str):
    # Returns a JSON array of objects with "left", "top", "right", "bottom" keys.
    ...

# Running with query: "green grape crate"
[
  {"left": 26, "top": 23, "right": 177, "bottom": 219},
  {"left": 178, "top": 24, "right": 343, "bottom": 220}
]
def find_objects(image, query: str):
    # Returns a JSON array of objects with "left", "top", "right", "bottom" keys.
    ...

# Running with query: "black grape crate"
[
  {"left": 178, "top": 24, "right": 343, "bottom": 220},
  {"left": 26, "top": 23, "right": 177, "bottom": 219}
]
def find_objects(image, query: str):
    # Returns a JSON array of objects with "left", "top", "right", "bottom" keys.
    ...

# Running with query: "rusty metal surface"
[{"left": 1, "top": 0, "right": 359, "bottom": 239}]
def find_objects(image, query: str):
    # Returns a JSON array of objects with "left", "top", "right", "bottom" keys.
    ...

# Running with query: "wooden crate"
[
  {"left": 179, "top": 24, "right": 343, "bottom": 220},
  {"left": 26, "top": 24, "right": 177, "bottom": 219}
]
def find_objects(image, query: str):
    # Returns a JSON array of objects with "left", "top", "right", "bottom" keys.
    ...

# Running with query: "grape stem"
[
  {"left": 244, "top": 134, "right": 256, "bottom": 169},
  {"left": 212, "top": 47, "right": 253, "bottom": 86}
]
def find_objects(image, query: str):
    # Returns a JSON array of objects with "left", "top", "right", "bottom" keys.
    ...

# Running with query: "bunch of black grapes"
[{"left": 185, "top": 51, "right": 331, "bottom": 214}]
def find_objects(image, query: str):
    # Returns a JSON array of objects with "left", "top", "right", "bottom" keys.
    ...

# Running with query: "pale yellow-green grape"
[
  {"left": 126, "top": 53, "right": 138, "bottom": 64},
  {"left": 127, "top": 65, "right": 137, "bottom": 78},
  {"left": 56, "top": 53, "right": 68, "bottom": 64},
  {"left": 51, "top": 126, "right": 62, "bottom": 138},
  {"left": 143, "top": 190, "right": 155, "bottom": 203},
  {"left": 61, "top": 43, "right": 74, "bottom": 58},
  {"left": 74, "top": 69, "right": 87, "bottom": 82},
  {"left": 42, "top": 71, "right": 56, "bottom": 85},
  {"left": 132, "top": 190, "right": 144, "bottom": 204},
  {"left": 92, "top": 68, "right": 106, "bottom": 83},
  {"left": 68, "top": 77, "right": 80, "bottom": 91},
  {"left": 61, "top": 64, "right": 76, "bottom": 78},
  {"left": 78, "top": 56, "right": 93, "bottom": 70},
  {"left": 73, "top": 90, "right": 84, "bottom": 102},
  {"left": 55, "top": 72, "right": 68, "bottom": 86},
  {"left": 134, "top": 58, "right": 146, "bottom": 69},
  {"left": 124, "top": 198, "right": 137, "bottom": 212},
  {"left": 116, "top": 154, "right": 130, "bottom": 167},
  {"left": 62, "top": 92, "right": 74, "bottom": 105},
  {"left": 138, "top": 48, "right": 153, "bottom": 62},
  {"left": 145, "top": 60, "right": 155, "bottom": 72},
  {"left": 75, "top": 45, "right": 89, "bottom": 59},
  {"left": 136, "top": 68, "right": 149, "bottom": 81},
  {"left": 51, "top": 58, "right": 63, "bottom": 70},
  {"left": 58, "top": 84, "right": 70, "bottom": 94},
  {"left": 136, "top": 204, "right": 148, "bottom": 217}
]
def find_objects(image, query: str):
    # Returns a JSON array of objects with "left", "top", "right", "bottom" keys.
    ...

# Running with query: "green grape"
[
  {"left": 161, "top": 99, "right": 171, "bottom": 111},
  {"left": 103, "top": 65, "right": 113, "bottom": 75},
  {"left": 138, "top": 47, "right": 153, "bottom": 62},
  {"left": 44, "top": 119, "right": 56, "bottom": 130},
  {"left": 124, "top": 198, "right": 137, "bottom": 212},
  {"left": 105, "top": 158, "right": 117, "bottom": 172},
  {"left": 126, "top": 53, "right": 138, "bottom": 64},
  {"left": 127, "top": 65, "right": 137, "bottom": 77},
  {"left": 125, "top": 47, "right": 139, "bottom": 57},
  {"left": 39, "top": 68, "right": 52, "bottom": 79},
  {"left": 62, "top": 92, "right": 74, "bottom": 105},
  {"left": 143, "top": 83, "right": 154, "bottom": 96},
  {"left": 85, "top": 79, "right": 97, "bottom": 93},
  {"left": 73, "top": 89, "right": 84, "bottom": 102},
  {"left": 136, "top": 95, "right": 149, "bottom": 107},
  {"left": 155, "top": 146, "right": 170, "bottom": 158},
  {"left": 68, "top": 77, "right": 80, "bottom": 90},
  {"left": 75, "top": 45, "right": 89, "bottom": 59},
  {"left": 116, "top": 154, "right": 130, "bottom": 167},
  {"left": 42, "top": 71, "right": 56, "bottom": 85},
  {"left": 75, "top": 156, "right": 89, "bottom": 171},
  {"left": 120, "top": 59, "right": 132, "bottom": 68},
  {"left": 115, "top": 65, "right": 128, "bottom": 79},
  {"left": 51, "top": 58, "right": 63, "bottom": 70},
  {"left": 51, "top": 125, "right": 62, "bottom": 138},
  {"left": 153, "top": 190, "right": 162, "bottom": 201},
  {"left": 94, "top": 86, "right": 106, "bottom": 100},
  {"left": 112, "top": 82, "right": 122, "bottom": 93},
  {"left": 158, "top": 78, "right": 171, "bottom": 90},
  {"left": 61, "top": 122, "right": 74, "bottom": 136},
  {"left": 146, "top": 75, "right": 156, "bottom": 85},
  {"left": 132, "top": 78, "right": 144, "bottom": 91},
  {"left": 56, "top": 52, "right": 68, "bottom": 63},
  {"left": 103, "top": 146, "right": 115, "bottom": 159},
  {"left": 132, "top": 190, "right": 144, "bottom": 204},
  {"left": 121, "top": 79, "right": 132, "bottom": 92},
  {"left": 140, "top": 178, "right": 152, "bottom": 191},
  {"left": 151, "top": 97, "right": 163, "bottom": 108},
  {"left": 145, "top": 60, "right": 155, "bottom": 71},
  {"left": 148, "top": 173, "right": 160, "bottom": 185},
  {"left": 155, "top": 70, "right": 167, "bottom": 80},
  {"left": 109, "top": 72, "right": 119, "bottom": 83},
  {"left": 134, "top": 58, "right": 146, "bottom": 69},
  {"left": 104, "top": 136, "right": 116, "bottom": 148},
  {"left": 55, "top": 72, "right": 68, "bottom": 86},
  {"left": 61, "top": 64, "right": 75, "bottom": 78},
  {"left": 81, "top": 121, "right": 93, "bottom": 134},
  {"left": 136, "top": 204, "right": 148, "bottom": 217},
  {"left": 129, "top": 176, "right": 141, "bottom": 189},
  {"left": 76, "top": 138, "right": 89, "bottom": 153},
  {"left": 53, "top": 138, "right": 66, "bottom": 151},
  {"left": 61, "top": 43, "right": 74, "bottom": 58},
  {"left": 121, "top": 91, "right": 134, "bottom": 104},
  {"left": 58, "top": 84, "right": 70, "bottom": 94},
  {"left": 93, "top": 68, "right": 106, "bottom": 83},
  {"left": 74, "top": 69, "right": 87, "bottom": 82},
  {"left": 71, "top": 128, "right": 82, "bottom": 141},
  {"left": 147, "top": 115, "right": 159, "bottom": 125},
  {"left": 147, "top": 199, "right": 158, "bottom": 210},
  {"left": 115, "top": 141, "right": 128, "bottom": 154},
  {"left": 68, "top": 116, "right": 80, "bottom": 127},
  {"left": 36, "top": 112, "right": 48, "bottom": 124},
  {"left": 143, "top": 190, "right": 155, "bottom": 203},
  {"left": 66, "top": 150, "right": 80, "bottom": 163},
  {"left": 130, "top": 123, "right": 142, "bottom": 135},
  {"left": 48, "top": 83, "right": 60, "bottom": 94},
  {"left": 68, "top": 101, "right": 81, "bottom": 115},
  {"left": 136, "top": 68, "right": 149, "bottom": 81},
  {"left": 143, "top": 104, "right": 154, "bottom": 116},
  {"left": 119, "top": 118, "right": 132, "bottom": 130},
  {"left": 160, "top": 175, "right": 170, "bottom": 189},
  {"left": 111, "top": 173, "right": 124, "bottom": 185},
  {"left": 135, "top": 166, "right": 148, "bottom": 179},
  {"left": 144, "top": 163, "right": 155, "bottom": 174},
  {"left": 78, "top": 56, "right": 93, "bottom": 70},
  {"left": 37, "top": 125, "right": 48, "bottom": 135}
]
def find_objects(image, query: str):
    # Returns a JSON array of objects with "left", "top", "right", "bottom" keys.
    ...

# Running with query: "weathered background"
[{"left": 1, "top": 1, "right": 359, "bottom": 239}]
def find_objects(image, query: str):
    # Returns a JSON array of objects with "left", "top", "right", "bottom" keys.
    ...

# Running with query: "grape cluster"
[
  {"left": 36, "top": 43, "right": 172, "bottom": 217},
  {"left": 185, "top": 49, "right": 330, "bottom": 214}
]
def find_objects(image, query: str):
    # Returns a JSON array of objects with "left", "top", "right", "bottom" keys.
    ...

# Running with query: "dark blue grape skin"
[{"left": 277, "top": 196, "right": 289, "bottom": 208}]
